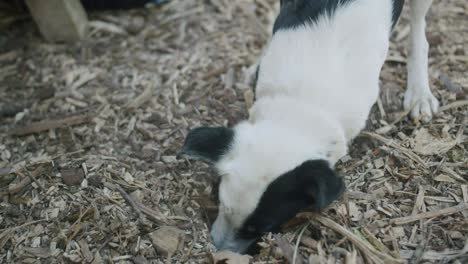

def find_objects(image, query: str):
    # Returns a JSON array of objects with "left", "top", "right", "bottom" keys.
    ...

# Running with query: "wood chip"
[
  {"left": 462, "top": 185, "right": 468, "bottom": 203},
  {"left": 212, "top": 251, "right": 250, "bottom": 264},
  {"left": 411, "top": 187, "right": 425, "bottom": 215},
  {"left": 148, "top": 226, "right": 184, "bottom": 257},
  {"left": 61, "top": 168, "right": 84, "bottom": 186},
  {"left": 243, "top": 89, "right": 255, "bottom": 110},
  {"left": 78, "top": 239, "right": 93, "bottom": 263}
]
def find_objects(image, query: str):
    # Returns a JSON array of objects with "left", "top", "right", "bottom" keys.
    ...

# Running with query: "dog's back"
[
  {"left": 255, "top": 0, "right": 402, "bottom": 140},
  {"left": 182, "top": 0, "right": 439, "bottom": 253}
]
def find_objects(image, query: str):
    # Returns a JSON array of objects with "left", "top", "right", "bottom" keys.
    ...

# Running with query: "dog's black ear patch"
[
  {"left": 181, "top": 127, "right": 234, "bottom": 163},
  {"left": 237, "top": 160, "right": 345, "bottom": 240},
  {"left": 300, "top": 160, "right": 345, "bottom": 210}
]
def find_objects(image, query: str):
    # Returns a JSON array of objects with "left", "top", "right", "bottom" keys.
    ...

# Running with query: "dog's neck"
[{"left": 246, "top": 95, "right": 348, "bottom": 166}]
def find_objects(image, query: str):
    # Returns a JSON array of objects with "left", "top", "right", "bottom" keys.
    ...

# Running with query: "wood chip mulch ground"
[{"left": 0, "top": 0, "right": 467, "bottom": 263}]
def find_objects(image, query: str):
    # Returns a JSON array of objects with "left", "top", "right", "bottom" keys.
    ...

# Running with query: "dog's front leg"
[{"left": 404, "top": 0, "right": 439, "bottom": 123}]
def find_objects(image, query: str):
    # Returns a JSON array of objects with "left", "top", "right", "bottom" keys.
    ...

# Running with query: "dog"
[{"left": 181, "top": 0, "right": 438, "bottom": 253}]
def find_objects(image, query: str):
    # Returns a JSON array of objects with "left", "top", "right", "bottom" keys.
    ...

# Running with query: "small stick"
[
  {"left": 125, "top": 81, "right": 159, "bottom": 110},
  {"left": 391, "top": 203, "right": 468, "bottom": 225},
  {"left": 24, "top": 170, "right": 46, "bottom": 192},
  {"left": 104, "top": 182, "right": 171, "bottom": 225},
  {"left": 8, "top": 165, "right": 45, "bottom": 194},
  {"left": 202, "top": 66, "right": 226, "bottom": 80},
  {"left": 361, "top": 132, "right": 427, "bottom": 168},
  {"left": 10, "top": 114, "right": 92, "bottom": 136},
  {"left": 0, "top": 219, "right": 47, "bottom": 240},
  {"left": 313, "top": 215, "right": 404, "bottom": 264},
  {"left": 461, "top": 185, "right": 468, "bottom": 203},
  {"left": 361, "top": 227, "right": 392, "bottom": 254},
  {"left": 411, "top": 186, "right": 425, "bottom": 215},
  {"left": 376, "top": 97, "right": 386, "bottom": 118},
  {"left": 375, "top": 104, "right": 415, "bottom": 134},
  {"left": 104, "top": 182, "right": 145, "bottom": 222},
  {"left": 138, "top": 203, "right": 172, "bottom": 225},
  {"left": 7, "top": 176, "right": 31, "bottom": 195},
  {"left": 293, "top": 223, "right": 310, "bottom": 264},
  {"left": 274, "top": 234, "right": 305, "bottom": 264},
  {"left": 439, "top": 100, "right": 468, "bottom": 112}
]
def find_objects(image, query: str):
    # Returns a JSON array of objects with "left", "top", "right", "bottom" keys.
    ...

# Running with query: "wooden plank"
[{"left": 25, "top": 0, "right": 88, "bottom": 43}]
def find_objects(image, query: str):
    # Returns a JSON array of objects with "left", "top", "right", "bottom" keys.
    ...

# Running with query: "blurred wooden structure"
[{"left": 25, "top": 0, "right": 88, "bottom": 43}]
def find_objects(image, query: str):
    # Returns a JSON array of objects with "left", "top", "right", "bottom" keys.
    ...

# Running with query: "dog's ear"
[
  {"left": 180, "top": 127, "right": 234, "bottom": 163},
  {"left": 297, "top": 160, "right": 345, "bottom": 210}
]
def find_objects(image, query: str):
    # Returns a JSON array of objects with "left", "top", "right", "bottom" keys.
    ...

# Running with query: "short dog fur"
[{"left": 182, "top": 0, "right": 438, "bottom": 253}]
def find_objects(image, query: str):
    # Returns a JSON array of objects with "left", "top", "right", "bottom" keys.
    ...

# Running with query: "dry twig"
[
  {"left": 10, "top": 114, "right": 92, "bottom": 136},
  {"left": 104, "top": 182, "right": 146, "bottom": 223},
  {"left": 391, "top": 203, "right": 468, "bottom": 225},
  {"left": 7, "top": 165, "right": 46, "bottom": 195},
  {"left": 312, "top": 215, "right": 404, "bottom": 264}
]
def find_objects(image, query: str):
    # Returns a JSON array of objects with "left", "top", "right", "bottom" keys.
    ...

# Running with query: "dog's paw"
[{"left": 404, "top": 88, "right": 439, "bottom": 123}]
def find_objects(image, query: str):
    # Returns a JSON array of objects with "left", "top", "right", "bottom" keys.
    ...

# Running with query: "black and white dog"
[{"left": 182, "top": 0, "right": 438, "bottom": 253}]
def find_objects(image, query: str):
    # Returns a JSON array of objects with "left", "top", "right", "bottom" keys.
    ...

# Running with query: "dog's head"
[{"left": 181, "top": 122, "right": 345, "bottom": 253}]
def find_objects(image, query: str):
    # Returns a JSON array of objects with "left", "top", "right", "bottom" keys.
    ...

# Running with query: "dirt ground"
[{"left": 0, "top": 0, "right": 467, "bottom": 263}]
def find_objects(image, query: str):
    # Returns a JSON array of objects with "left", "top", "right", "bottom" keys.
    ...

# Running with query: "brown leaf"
[{"left": 61, "top": 168, "right": 85, "bottom": 186}]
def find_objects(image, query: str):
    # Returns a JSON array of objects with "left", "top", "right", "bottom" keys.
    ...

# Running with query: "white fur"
[
  {"left": 211, "top": 0, "right": 438, "bottom": 252},
  {"left": 211, "top": 0, "right": 394, "bottom": 252},
  {"left": 404, "top": 0, "right": 439, "bottom": 123}
]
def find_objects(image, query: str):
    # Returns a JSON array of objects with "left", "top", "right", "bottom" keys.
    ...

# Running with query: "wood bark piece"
[
  {"left": 25, "top": 0, "right": 88, "bottom": 42},
  {"left": 148, "top": 226, "right": 184, "bottom": 257},
  {"left": 61, "top": 168, "right": 85, "bottom": 186},
  {"left": 8, "top": 165, "right": 46, "bottom": 195},
  {"left": 10, "top": 114, "right": 91, "bottom": 136},
  {"left": 212, "top": 251, "right": 250, "bottom": 264},
  {"left": 391, "top": 203, "right": 468, "bottom": 225}
]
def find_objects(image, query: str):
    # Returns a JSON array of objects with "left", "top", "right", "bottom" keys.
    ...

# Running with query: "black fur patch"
[
  {"left": 252, "top": 65, "right": 260, "bottom": 100},
  {"left": 273, "top": 0, "right": 356, "bottom": 34},
  {"left": 236, "top": 160, "right": 345, "bottom": 240},
  {"left": 181, "top": 127, "right": 234, "bottom": 163},
  {"left": 391, "top": 0, "right": 404, "bottom": 28},
  {"left": 274, "top": 0, "right": 404, "bottom": 34}
]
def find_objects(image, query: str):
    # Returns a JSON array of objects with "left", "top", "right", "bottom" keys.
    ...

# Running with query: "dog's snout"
[{"left": 210, "top": 222, "right": 254, "bottom": 253}]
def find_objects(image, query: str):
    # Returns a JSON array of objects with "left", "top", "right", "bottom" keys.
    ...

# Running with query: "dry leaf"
[
  {"left": 413, "top": 128, "right": 457, "bottom": 155},
  {"left": 61, "top": 168, "right": 84, "bottom": 186}
]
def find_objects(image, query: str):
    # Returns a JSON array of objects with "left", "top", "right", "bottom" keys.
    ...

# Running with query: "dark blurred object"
[
  {"left": 0, "top": 0, "right": 170, "bottom": 14},
  {"left": 0, "top": 0, "right": 28, "bottom": 30},
  {"left": 80, "top": 0, "right": 169, "bottom": 10}
]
